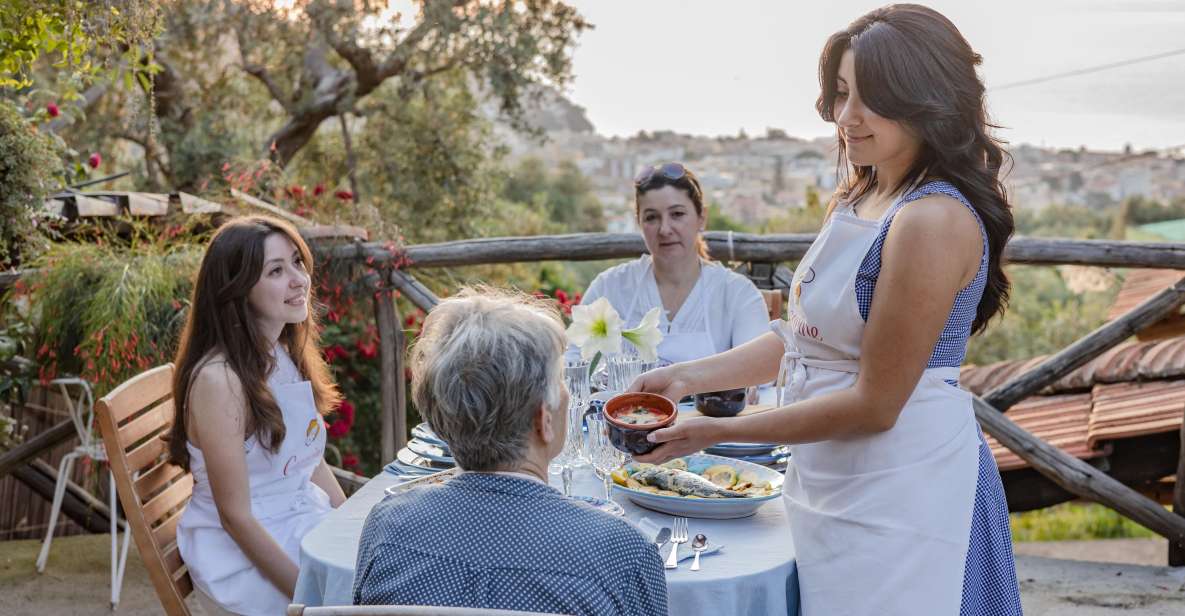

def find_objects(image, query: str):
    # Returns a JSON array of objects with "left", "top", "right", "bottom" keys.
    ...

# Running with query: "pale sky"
[{"left": 562, "top": 0, "right": 1185, "bottom": 152}]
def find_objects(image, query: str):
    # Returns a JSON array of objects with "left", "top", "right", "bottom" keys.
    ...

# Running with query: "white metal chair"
[{"left": 35, "top": 377, "right": 133, "bottom": 609}]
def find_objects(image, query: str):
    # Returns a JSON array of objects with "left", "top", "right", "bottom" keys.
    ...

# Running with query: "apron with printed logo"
[
  {"left": 624, "top": 258, "right": 718, "bottom": 365},
  {"left": 178, "top": 349, "right": 332, "bottom": 616},
  {"left": 774, "top": 191, "right": 980, "bottom": 614}
]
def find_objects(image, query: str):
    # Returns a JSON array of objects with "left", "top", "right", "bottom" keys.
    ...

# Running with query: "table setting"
[{"left": 294, "top": 299, "right": 800, "bottom": 615}]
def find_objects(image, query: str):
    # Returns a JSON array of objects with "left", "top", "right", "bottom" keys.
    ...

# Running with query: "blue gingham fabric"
[
  {"left": 855, "top": 180, "right": 990, "bottom": 372},
  {"left": 961, "top": 429, "right": 1024, "bottom": 615},
  {"left": 854, "top": 180, "right": 1022, "bottom": 613},
  {"left": 352, "top": 472, "right": 668, "bottom": 615}
]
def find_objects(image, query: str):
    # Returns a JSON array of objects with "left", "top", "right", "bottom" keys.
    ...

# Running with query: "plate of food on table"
[{"left": 610, "top": 453, "right": 783, "bottom": 519}]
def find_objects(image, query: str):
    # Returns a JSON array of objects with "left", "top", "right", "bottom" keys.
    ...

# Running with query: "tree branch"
[{"left": 242, "top": 62, "right": 294, "bottom": 113}]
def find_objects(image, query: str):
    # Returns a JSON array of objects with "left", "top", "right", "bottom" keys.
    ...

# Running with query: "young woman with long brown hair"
[
  {"left": 631, "top": 5, "right": 1022, "bottom": 613},
  {"left": 169, "top": 216, "right": 345, "bottom": 615}
]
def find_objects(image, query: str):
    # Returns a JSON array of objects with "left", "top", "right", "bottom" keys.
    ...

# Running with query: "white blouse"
[{"left": 577, "top": 255, "right": 769, "bottom": 357}]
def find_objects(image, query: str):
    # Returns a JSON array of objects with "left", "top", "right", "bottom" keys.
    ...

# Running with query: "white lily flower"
[
  {"left": 622, "top": 307, "right": 663, "bottom": 362},
  {"left": 565, "top": 297, "right": 623, "bottom": 360}
]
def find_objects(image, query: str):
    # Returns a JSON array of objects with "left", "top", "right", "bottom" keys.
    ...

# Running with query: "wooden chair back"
[
  {"left": 95, "top": 363, "right": 194, "bottom": 616},
  {"left": 761, "top": 289, "right": 785, "bottom": 322}
]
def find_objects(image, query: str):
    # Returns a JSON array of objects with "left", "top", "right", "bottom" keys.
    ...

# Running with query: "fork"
[{"left": 664, "top": 517, "right": 688, "bottom": 569}]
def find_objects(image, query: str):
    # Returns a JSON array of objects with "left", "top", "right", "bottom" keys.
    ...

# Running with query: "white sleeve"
[{"left": 726, "top": 274, "right": 770, "bottom": 348}]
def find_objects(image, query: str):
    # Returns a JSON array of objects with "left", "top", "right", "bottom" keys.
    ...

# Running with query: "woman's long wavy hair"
[
  {"left": 817, "top": 3, "right": 1014, "bottom": 334},
  {"left": 167, "top": 216, "right": 340, "bottom": 471}
]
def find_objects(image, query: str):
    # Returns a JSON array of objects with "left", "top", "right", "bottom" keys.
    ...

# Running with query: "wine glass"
[{"left": 586, "top": 413, "right": 628, "bottom": 502}]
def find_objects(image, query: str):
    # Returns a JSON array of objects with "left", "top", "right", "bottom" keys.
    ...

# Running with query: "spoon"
[{"left": 690, "top": 534, "right": 708, "bottom": 571}]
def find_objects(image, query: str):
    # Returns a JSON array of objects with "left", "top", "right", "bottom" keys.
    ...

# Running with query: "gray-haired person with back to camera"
[{"left": 352, "top": 287, "right": 668, "bottom": 615}]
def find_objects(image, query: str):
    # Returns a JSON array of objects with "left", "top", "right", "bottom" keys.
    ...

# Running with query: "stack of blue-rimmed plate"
[
  {"left": 703, "top": 442, "right": 790, "bottom": 470},
  {"left": 383, "top": 423, "right": 456, "bottom": 476}
]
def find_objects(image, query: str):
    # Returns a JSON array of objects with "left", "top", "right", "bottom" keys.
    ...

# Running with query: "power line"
[{"left": 990, "top": 47, "right": 1185, "bottom": 92}]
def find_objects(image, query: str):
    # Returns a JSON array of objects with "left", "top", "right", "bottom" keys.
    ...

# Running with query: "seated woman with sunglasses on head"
[{"left": 573, "top": 163, "right": 769, "bottom": 369}]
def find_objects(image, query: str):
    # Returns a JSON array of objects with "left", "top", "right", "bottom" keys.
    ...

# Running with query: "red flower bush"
[
  {"left": 46, "top": 102, "right": 60, "bottom": 118},
  {"left": 334, "top": 189, "right": 353, "bottom": 201}
]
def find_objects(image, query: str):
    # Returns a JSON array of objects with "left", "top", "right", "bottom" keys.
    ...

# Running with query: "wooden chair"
[
  {"left": 761, "top": 289, "right": 785, "bottom": 322},
  {"left": 95, "top": 363, "right": 196, "bottom": 616},
  {"left": 288, "top": 606, "right": 565, "bottom": 616}
]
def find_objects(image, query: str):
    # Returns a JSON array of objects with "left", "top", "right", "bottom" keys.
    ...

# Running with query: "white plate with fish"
[{"left": 611, "top": 453, "right": 784, "bottom": 519}]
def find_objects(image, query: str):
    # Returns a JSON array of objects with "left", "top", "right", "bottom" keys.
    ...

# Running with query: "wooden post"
[
  {"left": 974, "top": 396, "right": 1185, "bottom": 552},
  {"left": 373, "top": 289, "right": 406, "bottom": 463},
  {"left": 389, "top": 269, "right": 440, "bottom": 312},
  {"left": 12, "top": 458, "right": 114, "bottom": 533},
  {"left": 0, "top": 419, "right": 75, "bottom": 479},
  {"left": 985, "top": 277, "right": 1185, "bottom": 412},
  {"left": 1172, "top": 409, "right": 1185, "bottom": 566}
]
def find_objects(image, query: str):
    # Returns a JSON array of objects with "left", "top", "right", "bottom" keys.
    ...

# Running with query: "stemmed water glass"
[
  {"left": 549, "top": 360, "right": 592, "bottom": 495},
  {"left": 586, "top": 413, "right": 628, "bottom": 502}
]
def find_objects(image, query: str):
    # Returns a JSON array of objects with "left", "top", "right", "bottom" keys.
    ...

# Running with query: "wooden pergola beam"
[
  {"left": 984, "top": 277, "right": 1185, "bottom": 411},
  {"left": 974, "top": 396, "right": 1185, "bottom": 552},
  {"left": 0, "top": 419, "right": 75, "bottom": 480}
]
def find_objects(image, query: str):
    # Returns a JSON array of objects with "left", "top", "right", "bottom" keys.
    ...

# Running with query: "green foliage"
[
  {"left": 0, "top": 99, "right": 64, "bottom": 267},
  {"left": 1014, "top": 203, "right": 1116, "bottom": 239},
  {"left": 1010, "top": 502, "right": 1156, "bottom": 541},
  {"left": 966, "top": 266, "right": 1117, "bottom": 365},
  {"left": 501, "top": 158, "right": 606, "bottom": 232},
  {"left": 0, "top": 0, "right": 163, "bottom": 94},
  {"left": 17, "top": 236, "right": 201, "bottom": 395}
]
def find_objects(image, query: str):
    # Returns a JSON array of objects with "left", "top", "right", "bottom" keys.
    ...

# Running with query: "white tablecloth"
[{"left": 294, "top": 467, "right": 799, "bottom": 616}]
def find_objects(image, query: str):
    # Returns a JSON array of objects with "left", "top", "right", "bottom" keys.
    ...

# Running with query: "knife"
[{"left": 653, "top": 527, "right": 671, "bottom": 552}]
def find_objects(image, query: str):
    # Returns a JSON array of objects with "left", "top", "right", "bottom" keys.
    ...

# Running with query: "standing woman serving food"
[
  {"left": 631, "top": 4, "right": 1022, "bottom": 613},
  {"left": 169, "top": 216, "right": 346, "bottom": 615}
]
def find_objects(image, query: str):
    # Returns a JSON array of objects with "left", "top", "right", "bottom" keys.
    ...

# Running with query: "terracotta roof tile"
[
  {"left": 1087, "top": 380, "right": 1185, "bottom": 448},
  {"left": 1107, "top": 269, "right": 1185, "bottom": 321},
  {"left": 982, "top": 393, "right": 1099, "bottom": 471}
]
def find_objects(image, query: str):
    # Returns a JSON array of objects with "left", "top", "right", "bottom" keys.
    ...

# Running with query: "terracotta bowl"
[
  {"left": 602, "top": 392, "right": 677, "bottom": 455},
  {"left": 694, "top": 387, "right": 748, "bottom": 417}
]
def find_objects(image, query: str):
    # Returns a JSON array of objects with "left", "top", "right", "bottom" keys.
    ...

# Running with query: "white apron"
[
  {"left": 178, "top": 349, "right": 332, "bottom": 616},
  {"left": 624, "top": 259, "right": 717, "bottom": 365},
  {"left": 774, "top": 194, "right": 981, "bottom": 615}
]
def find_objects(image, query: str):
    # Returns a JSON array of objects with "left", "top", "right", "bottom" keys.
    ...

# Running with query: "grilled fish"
[{"left": 632, "top": 466, "right": 744, "bottom": 498}]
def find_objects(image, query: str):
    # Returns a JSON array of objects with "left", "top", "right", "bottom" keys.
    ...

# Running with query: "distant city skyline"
[{"left": 563, "top": 0, "right": 1185, "bottom": 153}]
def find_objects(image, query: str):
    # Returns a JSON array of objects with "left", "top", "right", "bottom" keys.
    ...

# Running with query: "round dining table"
[{"left": 294, "top": 466, "right": 800, "bottom": 616}]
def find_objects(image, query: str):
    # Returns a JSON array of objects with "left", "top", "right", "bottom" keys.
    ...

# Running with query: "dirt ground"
[{"left": 2, "top": 534, "right": 1184, "bottom": 615}]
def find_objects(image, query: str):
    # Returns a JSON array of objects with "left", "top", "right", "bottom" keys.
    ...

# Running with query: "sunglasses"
[{"left": 634, "top": 162, "right": 687, "bottom": 186}]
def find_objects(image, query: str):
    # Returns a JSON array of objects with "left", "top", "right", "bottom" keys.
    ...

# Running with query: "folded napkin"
[{"left": 635, "top": 516, "right": 724, "bottom": 563}]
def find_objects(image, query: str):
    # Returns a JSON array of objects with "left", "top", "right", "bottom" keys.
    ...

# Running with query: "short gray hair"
[{"left": 409, "top": 287, "right": 566, "bottom": 471}]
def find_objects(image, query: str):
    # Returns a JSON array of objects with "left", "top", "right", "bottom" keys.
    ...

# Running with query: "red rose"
[
  {"left": 88, "top": 152, "right": 102, "bottom": 169},
  {"left": 313, "top": 183, "right": 326, "bottom": 196},
  {"left": 334, "top": 189, "right": 353, "bottom": 201},
  {"left": 46, "top": 103, "right": 60, "bottom": 118},
  {"left": 337, "top": 399, "right": 355, "bottom": 423},
  {"left": 356, "top": 339, "right": 378, "bottom": 360},
  {"left": 328, "top": 418, "right": 351, "bottom": 438}
]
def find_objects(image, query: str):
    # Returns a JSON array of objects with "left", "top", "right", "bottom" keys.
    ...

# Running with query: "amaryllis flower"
[
  {"left": 622, "top": 307, "right": 664, "bottom": 362},
  {"left": 565, "top": 297, "right": 623, "bottom": 361},
  {"left": 87, "top": 152, "right": 102, "bottom": 169},
  {"left": 46, "top": 103, "right": 60, "bottom": 118}
]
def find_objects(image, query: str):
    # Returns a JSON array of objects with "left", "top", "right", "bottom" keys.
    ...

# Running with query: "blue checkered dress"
[
  {"left": 855, "top": 180, "right": 1022, "bottom": 615},
  {"left": 353, "top": 472, "right": 668, "bottom": 615}
]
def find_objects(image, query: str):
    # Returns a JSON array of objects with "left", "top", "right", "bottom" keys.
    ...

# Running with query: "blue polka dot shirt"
[{"left": 353, "top": 472, "right": 669, "bottom": 615}]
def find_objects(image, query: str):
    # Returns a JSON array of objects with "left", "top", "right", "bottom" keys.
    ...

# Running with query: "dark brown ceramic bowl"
[
  {"left": 694, "top": 387, "right": 748, "bottom": 417},
  {"left": 603, "top": 392, "right": 677, "bottom": 455}
]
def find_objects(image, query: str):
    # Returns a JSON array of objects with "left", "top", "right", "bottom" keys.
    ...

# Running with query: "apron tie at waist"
[{"left": 770, "top": 319, "right": 860, "bottom": 406}]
